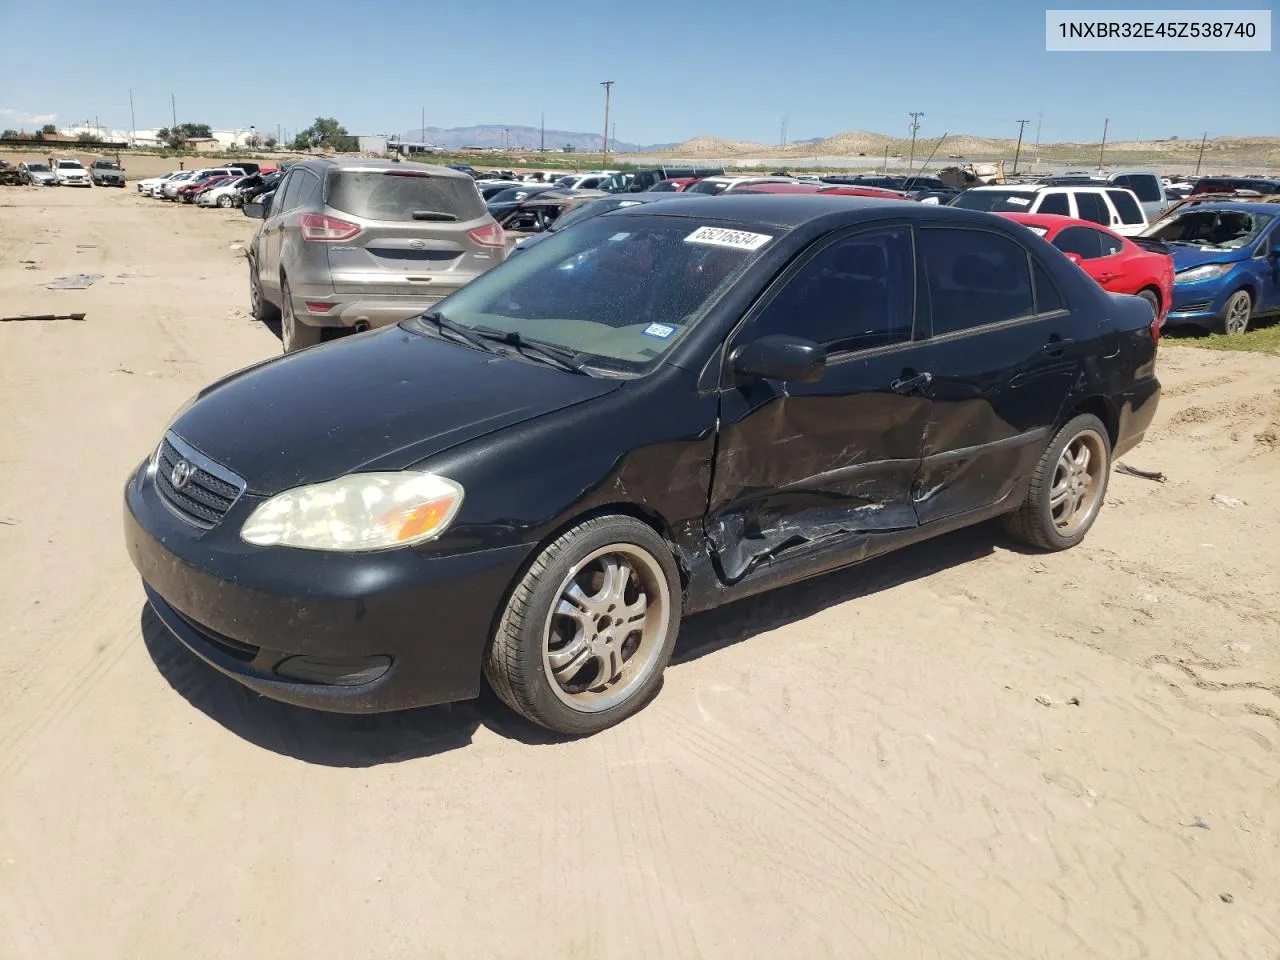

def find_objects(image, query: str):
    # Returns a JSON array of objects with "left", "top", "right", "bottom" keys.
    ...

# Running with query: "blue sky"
[{"left": 2, "top": 0, "right": 1274, "bottom": 145}]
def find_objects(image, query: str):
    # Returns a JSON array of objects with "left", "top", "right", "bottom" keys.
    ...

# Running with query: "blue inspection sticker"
[{"left": 643, "top": 322, "right": 676, "bottom": 339}]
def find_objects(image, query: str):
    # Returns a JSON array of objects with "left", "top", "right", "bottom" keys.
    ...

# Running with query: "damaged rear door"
[{"left": 706, "top": 224, "right": 932, "bottom": 582}]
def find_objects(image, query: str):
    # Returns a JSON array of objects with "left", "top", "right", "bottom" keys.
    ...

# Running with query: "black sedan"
[{"left": 125, "top": 196, "right": 1160, "bottom": 735}]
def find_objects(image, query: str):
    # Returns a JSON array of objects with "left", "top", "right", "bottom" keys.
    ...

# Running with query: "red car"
[
  {"left": 179, "top": 175, "right": 232, "bottom": 203},
  {"left": 733, "top": 182, "right": 909, "bottom": 200},
  {"left": 999, "top": 213, "right": 1174, "bottom": 324}
]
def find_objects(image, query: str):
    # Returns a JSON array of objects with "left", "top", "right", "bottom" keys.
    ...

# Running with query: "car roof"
[
  {"left": 299, "top": 157, "right": 474, "bottom": 180},
  {"left": 998, "top": 212, "right": 1122, "bottom": 235},
  {"left": 1167, "top": 201, "right": 1280, "bottom": 215},
  {"left": 604, "top": 194, "right": 999, "bottom": 230}
]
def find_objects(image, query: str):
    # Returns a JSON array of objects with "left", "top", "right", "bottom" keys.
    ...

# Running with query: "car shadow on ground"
[{"left": 141, "top": 521, "right": 1014, "bottom": 767}]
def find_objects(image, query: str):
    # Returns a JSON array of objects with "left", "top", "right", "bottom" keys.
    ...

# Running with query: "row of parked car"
[
  {"left": 14, "top": 157, "right": 128, "bottom": 186},
  {"left": 135, "top": 164, "right": 282, "bottom": 208}
]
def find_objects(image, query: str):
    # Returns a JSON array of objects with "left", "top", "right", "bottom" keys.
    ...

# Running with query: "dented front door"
[{"left": 704, "top": 224, "right": 932, "bottom": 582}]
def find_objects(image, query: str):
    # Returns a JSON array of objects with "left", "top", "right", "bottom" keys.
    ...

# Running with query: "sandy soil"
[{"left": 1, "top": 184, "right": 1278, "bottom": 960}]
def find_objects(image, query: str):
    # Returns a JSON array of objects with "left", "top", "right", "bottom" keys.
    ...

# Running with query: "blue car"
[{"left": 1146, "top": 202, "right": 1280, "bottom": 334}]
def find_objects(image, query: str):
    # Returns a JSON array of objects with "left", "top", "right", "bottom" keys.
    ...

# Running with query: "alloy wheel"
[
  {"left": 1223, "top": 292, "right": 1251, "bottom": 336},
  {"left": 541, "top": 543, "right": 672, "bottom": 713},
  {"left": 1050, "top": 430, "right": 1107, "bottom": 537}
]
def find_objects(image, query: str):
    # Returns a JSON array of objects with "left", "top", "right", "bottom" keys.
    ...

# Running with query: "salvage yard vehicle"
[
  {"left": 18, "top": 161, "right": 58, "bottom": 186},
  {"left": 1001, "top": 213, "right": 1173, "bottom": 323},
  {"left": 1145, "top": 200, "right": 1280, "bottom": 334},
  {"left": 243, "top": 157, "right": 506, "bottom": 351},
  {"left": 507, "top": 189, "right": 701, "bottom": 256},
  {"left": 54, "top": 158, "right": 90, "bottom": 187},
  {"left": 126, "top": 195, "right": 1160, "bottom": 735},
  {"left": 162, "top": 167, "right": 245, "bottom": 199},
  {"left": 90, "top": 159, "right": 126, "bottom": 186},
  {"left": 492, "top": 189, "right": 606, "bottom": 235},
  {"left": 137, "top": 170, "right": 180, "bottom": 194},
  {"left": 601, "top": 166, "right": 724, "bottom": 193},
  {"left": 951, "top": 183, "right": 1149, "bottom": 236}
]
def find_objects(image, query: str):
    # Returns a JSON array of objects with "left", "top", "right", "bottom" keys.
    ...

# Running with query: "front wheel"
[
  {"left": 485, "top": 516, "right": 682, "bottom": 735},
  {"left": 1215, "top": 289, "right": 1252, "bottom": 336},
  {"left": 1002, "top": 413, "right": 1111, "bottom": 551},
  {"left": 217, "top": 194, "right": 233, "bottom": 208},
  {"left": 1136, "top": 288, "right": 1160, "bottom": 319}
]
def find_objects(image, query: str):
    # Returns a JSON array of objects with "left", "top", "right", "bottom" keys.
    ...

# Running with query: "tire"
[
  {"left": 1136, "top": 288, "right": 1160, "bottom": 319},
  {"left": 280, "top": 277, "right": 321, "bottom": 352},
  {"left": 248, "top": 259, "right": 280, "bottom": 323},
  {"left": 1214, "top": 289, "right": 1252, "bottom": 336},
  {"left": 1002, "top": 413, "right": 1111, "bottom": 552},
  {"left": 217, "top": 194, "right": 233, "bottom": 208},
  {"left": 485, "top": 515, "right": 682, "bottom": 735}
]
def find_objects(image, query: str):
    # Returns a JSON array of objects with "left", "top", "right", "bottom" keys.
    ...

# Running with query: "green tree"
[
  {"left": 263, "top": 136, "right": 278, "bottom": 150},
  {"left": 80, "top": 132, "right": 103, "bottom": 144},
  {"left": 157, "top": 123, "right": 213, "bottom": 149},
  {"left": 291, "top": 117, "right": 357, "bottom": 152},
  {"left": 0, "top": 129, "right": 19, "bottom": 140},
  {"left": 40, "top": 123, "right": 57, "bottom": 135}
]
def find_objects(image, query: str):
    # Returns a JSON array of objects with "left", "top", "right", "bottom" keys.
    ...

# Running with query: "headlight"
[
  {"left": 240, "top": 472, "right": 464, "bottom": 552},
  {"left": 1176, "top": 263, "right": 1232, "bottom": 282}
]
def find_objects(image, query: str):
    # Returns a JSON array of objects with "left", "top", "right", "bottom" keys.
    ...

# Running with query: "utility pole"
[
  {"left": 1097, "top": 117, "right": 1109, "bottom": 172},
  {"left": 907, "top": 111, "right": 924, "bottom": 172},
  {"left": 421, "top": 106, "right": 425, "bottom": 146},
  {"left": 1011, "top": 119, "right": 1030, "bottom": 175},
  {"left": 503, "top": 127, "right": 509, "bottom": 151},
  {"left": 1034, "top": 108, "right": 1043, "bottom": 165},
  {"left": 170, "top": 93, "right": 177, "bottom": 129},
  {"left": 883, "top": 143, "right": 889, "bottom": 173},
  {"left": 129, "top": 89, "right": 136, "bottom": 147},
  {"left": 540, "top": 112, "right": 545, "bottom": 153},
  {"left": 600, "top": 80, "right": 614, "bottom": 166},
  {"left": 1195, "top": 132, "right": 1208, "bottom": 175}
]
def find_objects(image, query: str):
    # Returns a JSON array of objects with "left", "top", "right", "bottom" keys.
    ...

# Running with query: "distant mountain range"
[{"left": 401, "top": 125, "right": 675, "bottom": 153}]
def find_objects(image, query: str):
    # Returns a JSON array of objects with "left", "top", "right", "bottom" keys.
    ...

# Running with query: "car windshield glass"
[
  {"left": 1148, "top": 210, "right": 1274, "bottom": 249},
  {"left": 950, "top": 190, "right": 1039, "bottom": 212},
  {"left": 26, "top": 163, "right": 49, "bottom": 171},
  {"left": 57, "top": 161, "right": 82, "bottom": 169},
  {"left": 405, "top": 215, "right": 769, "bottom": 372},
  {"left": 686, "top": 180, "right": 729, "bottom": 195},
  {"left": 548, "top": 197, "right": 618, "bottom": 232},
  {"left": 327, "top": 170, "right": 486, "bottom": 222},
  {"left": 488, "top": 186, "right": 551, "bottom": 204}
]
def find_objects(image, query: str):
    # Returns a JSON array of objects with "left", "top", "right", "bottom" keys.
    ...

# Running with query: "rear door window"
[
  {"left": 1112, "top": 174, "right": 1160, "bottom": 203},
  {"left": 327, "top": 170, "right": 486, "bottom": 222},
  {"left": 1037, "top": 191, "right": 1070, "bottom": 216},
  {"left": 1106, "top": 189, "right": 1144, "bottom": 224},
  {"left": 1052, "top": 226, "right": 1103, "bottom": 259},
  {"left": 919, "top": 228, "right": 1034, "bottom": 335},
  {"left": 1074, "top": 192, "right": 1109, "bottom": 226}
]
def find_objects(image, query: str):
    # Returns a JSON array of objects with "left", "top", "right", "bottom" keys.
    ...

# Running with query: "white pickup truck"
[{"left": 53, "top": 158, "right": 90, "bottom": 187}]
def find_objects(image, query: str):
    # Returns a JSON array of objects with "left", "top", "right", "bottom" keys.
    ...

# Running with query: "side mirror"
[
  {"left": 730, "top": 335, "right": 825, "bottom": 384},
  {"left": 243, "top": 201, "right": 265, "bottom": 219},
  {"left": 1063, "top": 251, "right": 1083, "bottom": 265}
]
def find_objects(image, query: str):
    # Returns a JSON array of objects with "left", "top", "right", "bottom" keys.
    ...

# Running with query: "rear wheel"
[
  {"left": 1215, "top": 289, "right": 1252, "bottom": 336},
  {"left": 485, "top": 515, "right": 681, "bottom": 735},
  {"left": 280, "top": 277, "right": 321, "bottom": 352},
  {"left": 1002, "top": 413, "right": 1111, "bottom": 551},
  {"left": 217, "top": 194, "right": 233, "bottom": 208},
  {"left": 1136, "top": 288, "right": 1160, "bottom": 319}
]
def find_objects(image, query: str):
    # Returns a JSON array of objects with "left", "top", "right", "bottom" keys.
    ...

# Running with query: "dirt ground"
[{"left": 1, "top": 184, "right": 1278, "bottom": 960}]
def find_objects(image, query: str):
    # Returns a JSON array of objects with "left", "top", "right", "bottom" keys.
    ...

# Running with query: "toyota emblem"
[{"left": 170, "top": 459, "right": 193, "bottom": 490}]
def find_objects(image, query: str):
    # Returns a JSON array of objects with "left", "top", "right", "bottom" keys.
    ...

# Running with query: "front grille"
[
  {"left": 154, "top": 433, "right": 246, "bottom": 529},
  {"left": 1173, "top": 301, "right": 1212, "bottom": 314}
]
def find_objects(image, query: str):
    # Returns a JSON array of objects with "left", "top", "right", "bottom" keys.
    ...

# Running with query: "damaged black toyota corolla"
[{"left": 125, "top": 196, "right": 1160, "bottom": 735}]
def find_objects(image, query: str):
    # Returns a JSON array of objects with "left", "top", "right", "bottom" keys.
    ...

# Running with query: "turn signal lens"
[
  {"left": 467, "top": 222, "right": 505, "bottom": 248},
  {"left": 299, "top": 214, "right": 361, "bottom": 242},
  {"left": 241, "top": 472, "right": 464, "bottom": 551}
]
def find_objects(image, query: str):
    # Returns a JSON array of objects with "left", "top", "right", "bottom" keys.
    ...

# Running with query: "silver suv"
[{"left": 244, "top": 158, "right": 505, "bottom": 352}]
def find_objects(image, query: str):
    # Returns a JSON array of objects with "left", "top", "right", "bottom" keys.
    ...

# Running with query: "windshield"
[
  {"left": 686, "top": 180, "right": 730, "bottom": 196},
  {"left": 1148, "top": 209, "right": 1274, "bottom": 249},
  {"left": 406, "top": 215, "right": 770, "bottom": 372},
  {"left": 950, "top": 190, "right": 1039, "bottom": 212},
  {"left": 599, "top": 173, "right": 634, "bottom": 193},
  {"left": 488, "top": 186, "right": 551, "bottom": 205},
  {"left": 57, "top": 161, "right": 83, "bottom": 170},
  {"left": 548, "top": 197, "right": 619, "bottom": 233},
  {"left": 26, "top": 163, "right": 49, "bottom": 172}
]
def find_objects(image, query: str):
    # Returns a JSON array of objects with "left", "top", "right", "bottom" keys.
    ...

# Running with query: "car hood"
[
  {"left": 1169, "top": 245, "right": 1247, "bottom": 271},
  {"left": 170, "top": 324, "right": 622, "bottom": 495}
]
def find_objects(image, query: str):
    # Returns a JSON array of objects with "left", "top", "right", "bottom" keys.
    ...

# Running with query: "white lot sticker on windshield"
[
  {"left": 1005, "top": 196, "right": 1031, "bottom": 206},
  {"left": 643, "top": 322, "right": 675, "bottom": 339},
  {"left": 684, "top": 226, "right": 773, "bottom": 251}
]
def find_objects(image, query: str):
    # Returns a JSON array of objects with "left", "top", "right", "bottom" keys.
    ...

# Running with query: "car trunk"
[{"left": 322, "top": 169, "right": 501, "bottom": 298}]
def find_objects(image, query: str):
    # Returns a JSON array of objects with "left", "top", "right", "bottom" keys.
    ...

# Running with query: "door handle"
[
  {"left": 1041, "top": 336, "right": 1074, "bottom": 356},
  {"left": 890, "top": 371, "right": 933, "bottom": 394}
]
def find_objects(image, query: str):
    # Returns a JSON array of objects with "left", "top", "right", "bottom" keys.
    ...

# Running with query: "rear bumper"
[
  {"left": 290, "top": 287, "right": 456, "bottom": 330},
  {"left": 1113, "top": 376, "right": 1160, "bottom": 459}
]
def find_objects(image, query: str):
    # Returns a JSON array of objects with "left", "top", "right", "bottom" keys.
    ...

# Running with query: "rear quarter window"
[
  {"left": 1113, "top": 174, "right": 1160, "bottom": 203},
  {"left": 1107, "top": 189, "right": 1144, "bottom": 224},
  {"left": 327, "top": 170, "right": 486, "bottom": 223}
]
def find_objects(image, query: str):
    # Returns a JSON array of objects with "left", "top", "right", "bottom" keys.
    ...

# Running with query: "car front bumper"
[
  {"left": 124, "top": 460, "right": 533, "bottom": 713},
  {"left": 1165, "top": 279, "right": 1233, "bottom": 328}
]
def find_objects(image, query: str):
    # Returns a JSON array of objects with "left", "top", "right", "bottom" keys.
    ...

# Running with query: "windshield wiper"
[
  {"left": 419, "top": 311, "right": 499, "bottom": 354},
  {"left": 472, "top": 328, "right": 588, "bottom": 374}
]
